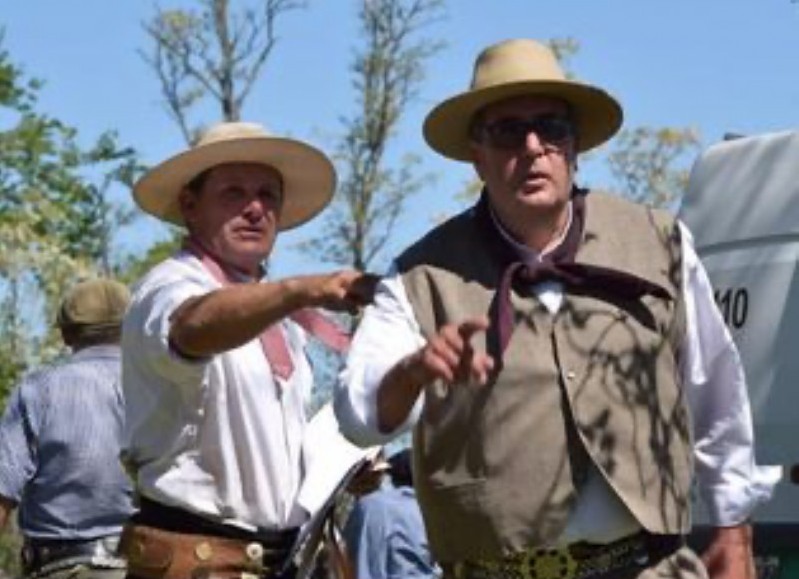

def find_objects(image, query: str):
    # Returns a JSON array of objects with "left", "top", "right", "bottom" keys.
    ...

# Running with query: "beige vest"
[{"left": 397, "top": 192, "right": 691, "bottom": 562}]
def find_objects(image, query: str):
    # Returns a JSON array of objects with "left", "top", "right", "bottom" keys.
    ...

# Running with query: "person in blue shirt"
[
  {"left": 0, "top": 278, "right": 135, "bottom": 578},
  {"left": 344, "top": 449, "right": 439, "bottom": 579}
]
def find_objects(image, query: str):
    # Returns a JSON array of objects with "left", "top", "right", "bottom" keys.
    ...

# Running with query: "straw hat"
[
  {"left": 423, "top": 39, "right": 623, "bottom": 161},
  {"left": 133, "top": 122, "right": 337, "bottom": 230}
]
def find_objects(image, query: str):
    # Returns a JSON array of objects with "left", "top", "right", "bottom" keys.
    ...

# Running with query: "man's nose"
[
  {"left": 522, "top": 130, "right": 546, "bottom": 158},
  {"left": 242, "top": 195, "right": 267, "bottom": 219}
]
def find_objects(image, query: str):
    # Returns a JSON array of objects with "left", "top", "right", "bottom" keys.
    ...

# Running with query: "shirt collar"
[{"left": 487, "top": 201, "right": 573, "bottom": 263}]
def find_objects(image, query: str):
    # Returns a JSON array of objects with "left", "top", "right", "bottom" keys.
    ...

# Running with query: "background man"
[
  {"left": 344, "top": 449, "right": 438, "bottom": 579},
  {"left": 335, "top": 39, "right": 779, "bottom": 579},
  {"left": 0, "top": 278, "right": 134, "bottom": 578},
  {"left": 121, "top": 121, "right": 376, "bottom": 579}
]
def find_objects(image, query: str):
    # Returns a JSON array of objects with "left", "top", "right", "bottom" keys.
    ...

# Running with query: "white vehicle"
[{"left": 679, "top": 129, "right": 799, "bottom": 577}]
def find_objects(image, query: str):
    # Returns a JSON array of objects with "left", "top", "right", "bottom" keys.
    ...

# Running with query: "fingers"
[
  {"left": 317, "top": 270, "right": 380, "bottom": 312},
  {"left": 416, "top": 317, "right": 494, "bottom": 386},
  {"left": 347, "top": 272, "right": 380, "bottom": 304},
  {"left": 457, "top": 316, "right": 490, "bottom": 340},
  {"left": 470, "top": 351, "right": 495, "bottom": 385}
]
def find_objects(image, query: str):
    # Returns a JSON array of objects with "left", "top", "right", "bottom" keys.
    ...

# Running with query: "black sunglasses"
[{"left": 476, "top": 115, "right": 575, "bottom": 150}]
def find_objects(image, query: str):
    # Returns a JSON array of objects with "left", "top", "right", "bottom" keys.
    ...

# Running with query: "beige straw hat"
[
  {"left": 133, "top": 122, "right": 337, "bottom": 230},
  {"left": 423, "top": 39, "right": 623, "bottom": 161}
]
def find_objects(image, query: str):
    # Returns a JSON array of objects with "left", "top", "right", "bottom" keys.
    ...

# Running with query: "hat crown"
[
  {"left": 422, "top": 38, "right": 623, "bottom": 161},
  {"left": 58, "top": 279, "right": 130, "bottom": 327},
  {"left": 471, "top": 39, "right": 566, "bottom": 91},
  {"left": 195, "top": 122, "right": 272, "bottom": 148}
]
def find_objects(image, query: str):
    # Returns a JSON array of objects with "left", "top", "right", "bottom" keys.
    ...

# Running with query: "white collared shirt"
[
  {"left": 122, "top": 251, "right": 312, "bottom": 530},
  {"left": 335, "top": 221, "right": 781, "bottom": 543}
]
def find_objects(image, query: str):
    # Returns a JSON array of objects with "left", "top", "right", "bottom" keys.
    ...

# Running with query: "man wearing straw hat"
[
  {"left": 119, "top": 122, "right": 376, "bottom": 579},
  {"left": 335, "top": 39, "right": 779, "bottom": 578},
  {"left": 0, "top": 278, "right": 134, "bottom": 578}
]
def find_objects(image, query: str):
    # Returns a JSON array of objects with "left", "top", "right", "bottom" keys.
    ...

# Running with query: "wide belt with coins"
[
  {"left": 120, "top": 524, "right": 298, "bottom": 579},
  {"left": 442, "top": 532, "right": 685, "bottom": 579},
  {"left": 121, "top": 497, "right": 299, "bottom": 579}
]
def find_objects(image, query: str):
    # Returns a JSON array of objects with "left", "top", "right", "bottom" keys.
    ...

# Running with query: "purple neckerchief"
[{"left": 474, "top": 189, "right": 672, "bottom": 362}]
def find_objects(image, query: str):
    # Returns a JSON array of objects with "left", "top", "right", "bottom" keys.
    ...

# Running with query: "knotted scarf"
[{"left": 476, "top": 189, "right": 672, "bottom": 360}]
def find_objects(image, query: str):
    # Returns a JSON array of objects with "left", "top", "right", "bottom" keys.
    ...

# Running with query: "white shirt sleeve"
[
  {"left": 335, "top": 263, "right": 426, "bottom": 447},
  {"left": 133, "top": 270, "right": 214, "bottom": 383},
  {"left": 679, "top": 222, "right": 782, "bottom": 526}
]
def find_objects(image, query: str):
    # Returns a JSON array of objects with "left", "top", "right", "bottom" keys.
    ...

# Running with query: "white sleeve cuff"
[{"left": 699, "top": 465, "right": 783, "bottom": 526}]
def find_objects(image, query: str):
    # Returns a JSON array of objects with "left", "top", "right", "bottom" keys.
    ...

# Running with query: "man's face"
[
  {"left": 470, "top": 95, "right": 576, "bottom": 244},
  {"left": 179, "top": 162, "right": 284, "bottom": 275}
]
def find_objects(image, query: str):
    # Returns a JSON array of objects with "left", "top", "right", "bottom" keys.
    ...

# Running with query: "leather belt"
[
  {"left": 120, "top": 524, "right": 295, "bottom": 579},
  {"left": 133, "top": 496, "right": 298, "bottom": 556},
  {"left": 442, "top": 532, "right": 685, "bottom": 579},
  {"left": 21, "top": 535, "right": 125, "bottom": 577},
  {"left": 124, "top": 498, "right": 300, "bottom": 578}
]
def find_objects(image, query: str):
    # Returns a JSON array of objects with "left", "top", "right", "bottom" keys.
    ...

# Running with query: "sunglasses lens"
[
  {"left": 486, "top": 119, "right": 531, "bottom": 148},
  {"left": 483, "top": 116, "right": 573, "bottom": 149}
]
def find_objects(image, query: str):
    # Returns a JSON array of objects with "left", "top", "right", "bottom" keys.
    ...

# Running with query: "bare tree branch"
[
  {"left": 299, "top": 0, "right": 445, "bottom": 271},
  {"left": 141, "top": 0, "right": 307, "bottom": 142}
]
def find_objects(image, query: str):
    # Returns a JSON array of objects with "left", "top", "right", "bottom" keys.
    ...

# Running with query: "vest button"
[{"left": 566, "top": 370, "right": 576, "bottom": 380}]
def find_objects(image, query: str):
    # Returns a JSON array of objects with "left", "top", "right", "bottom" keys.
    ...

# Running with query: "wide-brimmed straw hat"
[
  {"left": 133, "top": 122, "right": 337, "bottom": 230},
  {"left": 423, "top": 39, "right": 623, "bottom": 161}
]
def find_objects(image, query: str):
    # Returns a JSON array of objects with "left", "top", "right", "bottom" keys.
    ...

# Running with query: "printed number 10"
[{"left": 714, "top": 287, "right": 749, "bottom": 329}]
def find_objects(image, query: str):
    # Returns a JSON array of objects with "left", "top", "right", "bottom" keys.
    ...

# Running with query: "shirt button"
[{"left": 566, "top": 370, "right": 576, "bottom": 380}]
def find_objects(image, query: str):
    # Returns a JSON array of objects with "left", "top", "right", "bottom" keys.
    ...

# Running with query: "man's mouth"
[{"left": 235, "top": 227, "right": 266, "bottom": 239}]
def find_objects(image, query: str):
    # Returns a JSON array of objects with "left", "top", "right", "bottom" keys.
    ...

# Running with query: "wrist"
[
  {"left": 399, "top": 351, "right": 435, "bottom": 393},
  {"left": 279, "top": 276, "right": 317, "bottom": 310},
  {"left": 712, "top": 523, "right": 753, "bottom": 545}
]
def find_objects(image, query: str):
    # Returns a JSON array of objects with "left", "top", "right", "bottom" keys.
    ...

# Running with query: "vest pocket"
[{"left": 417, "top": 382, "right": 489, "bottom": 488}]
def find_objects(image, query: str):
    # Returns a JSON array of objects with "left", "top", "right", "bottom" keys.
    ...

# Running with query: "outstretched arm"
[{"left": 171, "top": 271, "right": 378, "bottom": 357}]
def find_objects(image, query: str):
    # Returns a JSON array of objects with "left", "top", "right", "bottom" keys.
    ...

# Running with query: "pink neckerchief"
[{"left": 182, "top": 237, "right": 350, "bottom": 381}]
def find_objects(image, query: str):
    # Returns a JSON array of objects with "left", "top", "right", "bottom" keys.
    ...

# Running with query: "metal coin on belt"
[
  {"left": 245, "top": 542, "right": 264, "bottom": 562},
  {"left": 194, "top": 541, "right": 214, "bottom": 561}
]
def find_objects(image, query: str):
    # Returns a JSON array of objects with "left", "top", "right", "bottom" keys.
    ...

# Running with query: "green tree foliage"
[
  {"left": 116, "top": 236, "right": 183, "bottom": 286},
  {"left": 607, "top": 126, "right": 701, "bottom": 210},
  {"left": 0, "top": 34, "right": 140, "bottom": 577},
  {"left": 300, "top": 0, "right": 445, "bottom": 271},
  {"left": 0, "top": 34, "right": 141, "bottom": 409}
]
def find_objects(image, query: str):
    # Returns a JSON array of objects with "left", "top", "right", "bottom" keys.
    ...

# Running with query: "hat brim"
[
  {"left": 423, "top": 80, "right": 623, "bottom": 161},
  {"left": 134, "top": 137, "right": 336, "bottom": 231}
]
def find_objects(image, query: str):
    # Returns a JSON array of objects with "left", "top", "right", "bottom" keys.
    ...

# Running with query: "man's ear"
[{"left": 470, "top": 145, "right": 487, "bottom": 181}]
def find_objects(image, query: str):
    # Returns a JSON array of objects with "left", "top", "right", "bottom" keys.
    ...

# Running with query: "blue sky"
[{"left": 3, "top": 0, "right": 799, "bottom": 277}]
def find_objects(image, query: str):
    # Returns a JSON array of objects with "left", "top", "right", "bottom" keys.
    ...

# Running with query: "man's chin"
[{"left": 219, "top": 243, "right": 271, "bottom": 272}]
